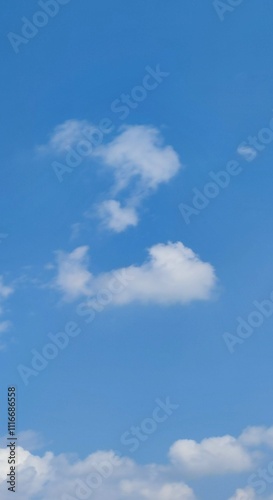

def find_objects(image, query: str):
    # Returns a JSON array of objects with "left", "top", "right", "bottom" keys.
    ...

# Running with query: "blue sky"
[{"left": 1, "top": 1, "right": 273, "bottom": 499}]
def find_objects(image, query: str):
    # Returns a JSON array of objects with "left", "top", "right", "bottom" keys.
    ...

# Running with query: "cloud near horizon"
[{"left": 1, "top": 424, "right": 273, "bottom": 499}]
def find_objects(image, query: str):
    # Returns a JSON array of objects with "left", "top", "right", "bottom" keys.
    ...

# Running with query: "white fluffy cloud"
[
  {"left": 97, "top": 200, "right": 138, "bottom": 233},
  {"left": 95, "top": 125, "right": 181, "bottom": 192},
  {"left": 169, "top": 435, "right": 255, "bottom": 476},
  {"left": 169, "top": 425, "right": 273, "bottom": 479},
  {"left": 0, "top": 446, "right": 53, "bottom": 499},
  {"left": 0, "top": 445, "right": 195, "bottom": 500},
  {"left": 52, "top": 242, "right": 217, "bottom": 306}
]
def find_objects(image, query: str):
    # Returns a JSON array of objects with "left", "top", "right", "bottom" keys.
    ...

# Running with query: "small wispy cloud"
[{"left": 37, "top": 119, "right": 96, "bottom": 154}]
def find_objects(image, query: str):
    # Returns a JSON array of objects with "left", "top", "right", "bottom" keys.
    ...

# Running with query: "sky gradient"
[{"left": 1, "top": 1, "right": 273, "bottom": 499}]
